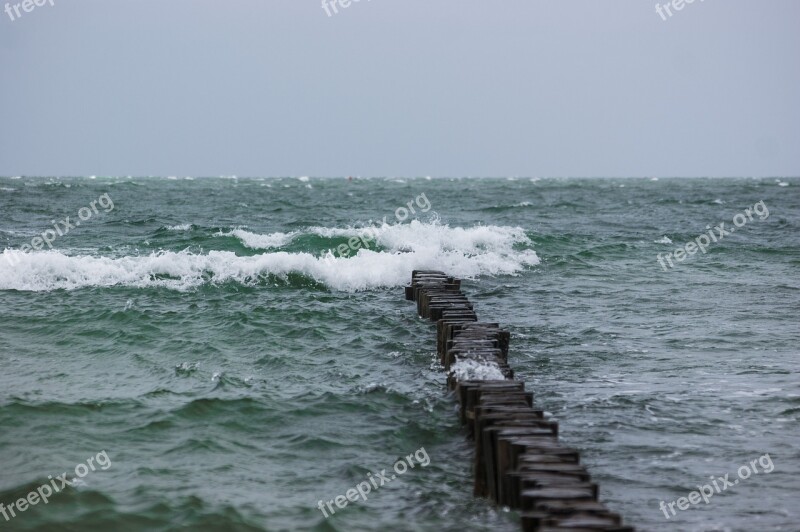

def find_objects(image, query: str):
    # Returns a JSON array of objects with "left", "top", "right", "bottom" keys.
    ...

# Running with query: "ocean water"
[{"left": 0, "top": 176, "right": 798, "bottom": 532}]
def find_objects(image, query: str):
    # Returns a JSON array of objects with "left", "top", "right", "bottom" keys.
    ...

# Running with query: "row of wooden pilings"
[{"left": 405, "top": 270, "right": 634, "bottom": 532}]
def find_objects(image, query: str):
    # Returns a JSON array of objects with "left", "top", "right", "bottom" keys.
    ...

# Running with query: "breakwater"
[{"left": 406, "top": 270, "right": 634, "bottom": 532}]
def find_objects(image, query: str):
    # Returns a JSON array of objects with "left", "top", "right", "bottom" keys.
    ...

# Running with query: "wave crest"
[{"left": 0, "top": 221, "right": 538, "bottom": 292}]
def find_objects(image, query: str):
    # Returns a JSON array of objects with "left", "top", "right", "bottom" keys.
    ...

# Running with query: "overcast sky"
[{"left": 0, "top": 1, "right": 798, "bottom": 177}]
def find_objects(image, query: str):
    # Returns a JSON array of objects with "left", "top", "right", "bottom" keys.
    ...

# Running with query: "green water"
[{"left": 1, "top": 176, "right": 798, "bottom": 531}]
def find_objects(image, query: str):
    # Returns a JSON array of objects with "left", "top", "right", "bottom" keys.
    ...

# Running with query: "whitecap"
[
  {"left": 0, "top": 221, "right": 539, "bottom": 292},
  {"left": 166, "top": 224, "right": 192, "bottom": 231},
  {"left": 217, "top": 229, "right": 297, "bottom": 249}
]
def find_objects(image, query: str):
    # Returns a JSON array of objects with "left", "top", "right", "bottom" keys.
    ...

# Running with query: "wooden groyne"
[{"left": 405, "top": 270, "right": 634, "bottom": 532}]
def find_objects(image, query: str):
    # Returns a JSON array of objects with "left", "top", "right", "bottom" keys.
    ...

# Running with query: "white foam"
[
  {"left": 217, "top": 229, "right": 297, "bottom": 249},
  {"left": 654, "top": 236, "right": 673, "bottom": 244},
  {"left": 166, "top": 224, "right": 192, "bottom": 231},
  {"left": 308, "top": 219, "right": 532, "bottom": 255},
  {"left": 449, "top": 359, "right": 507, "bottom": 381},
  {"left": 0, "top": 221, "right": 538, "bottom": 292}
]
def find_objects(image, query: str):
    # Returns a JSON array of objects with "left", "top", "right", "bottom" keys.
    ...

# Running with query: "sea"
[{"left": 1, "top": 176, "right": 798, "bottom": 531}]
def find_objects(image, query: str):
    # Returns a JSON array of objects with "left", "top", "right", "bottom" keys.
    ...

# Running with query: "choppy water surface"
[{"left": 1, "top": 176, "right": 798, "bottom": 531}]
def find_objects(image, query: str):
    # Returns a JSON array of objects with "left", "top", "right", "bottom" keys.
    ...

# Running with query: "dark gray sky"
[{"left": 0, "top": 0, "right": 798, "bottom": 177}]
